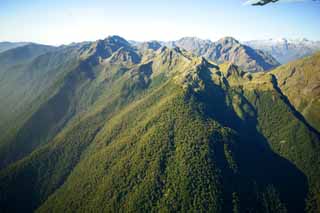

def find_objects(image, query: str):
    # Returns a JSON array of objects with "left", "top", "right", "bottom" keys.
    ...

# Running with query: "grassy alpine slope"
[
  {"left": 0, "top": 36, "right": 319, "bottom": 213},
  {"left": 271, "top": 52, "right": 320, "bottom": 132}
]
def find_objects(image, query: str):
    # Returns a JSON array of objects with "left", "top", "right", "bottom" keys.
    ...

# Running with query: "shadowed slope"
[{"left": 0, "top": 37, "right": 319, "bottom": 213}]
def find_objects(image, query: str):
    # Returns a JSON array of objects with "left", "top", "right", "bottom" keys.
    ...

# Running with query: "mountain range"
[
  {"left": 132, "top": 37, "right": 320, "bottom": 68},
  {"left": 163, "top": 37, "right": 280, "bottom": 72},
  {"left": 0, "top": 42, "right": 30, "bottom": 53},
  {"left": 244, "top": 38, "right": 320, "bottom": 64},
  {"left": 3, "top": 37, "right": 320, "bottom": 68},
  {"left": 0, "top": 35, "right": 319, "bottom": 213}
]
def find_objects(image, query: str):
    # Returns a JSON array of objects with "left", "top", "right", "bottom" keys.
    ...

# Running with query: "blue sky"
[{"left": 0, "top": 0, "right": 319, "bottom": 45}]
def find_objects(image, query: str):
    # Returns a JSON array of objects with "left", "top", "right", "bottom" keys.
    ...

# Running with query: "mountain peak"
[
  {"left": 78, "top": 35, "right": 133, "bottom": 64},
  {"left": 138, "top": 41, "right": 162, "bottom": 51},
  {"left": 108, "top": 46, "right": 141, "bottom": 64},
  {"left": 157, "top": 45, "right": 187, "bottom": 59},
  {"left": 0, "top": 34, "right": 320, "bottom": 213},
  {"left": 225, "top": 63, "right": 241, "bottom": 78},
  {"left": 164, "top": 36, "right": 278, "bottom": 72},
  {"left": 217, "top": 37, "right": 240, "bottom": 45},
  {"left": 103, "top": 35, "right": 130, "bottom": 47},
  {"left": 173, "top": 37, "right": 213, "bottom": 50},
  {"left": 178, "top": 37, "right": 208, "bottom": 42}
]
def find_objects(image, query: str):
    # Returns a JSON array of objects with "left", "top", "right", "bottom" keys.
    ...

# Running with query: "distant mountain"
[
  {"left": 245, "top": 38, "right": 320, "bottom": 64},
  {"left": 0, "top": 43, "right": 55, "bottom": 69},
  {"left": 165, "top": 37, "right": 280, "bottom": 72},
  {"left": 0, "top": 36, "right": 319, "bottom": 213},
  {"left": 137, "top": 41, "right": 162, "bottom": 51},
  {"left": 0, "top": 42, "right": 29, "bottom": 53},
  {"left": 0, "top": 43, "right": 74, "bottom": 160}
]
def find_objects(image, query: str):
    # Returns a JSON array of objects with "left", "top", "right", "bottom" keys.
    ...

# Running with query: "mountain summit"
[
  {"left": 0, "top": 36, "right": 319, "bottom": 213},
  {"left": 165, "top": 36, "right": 280, "bottom": 72}
]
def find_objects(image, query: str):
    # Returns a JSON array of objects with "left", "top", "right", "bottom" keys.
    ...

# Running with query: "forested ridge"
[{"left": 0, "top": 36, "right": 319, "bottom": 212}]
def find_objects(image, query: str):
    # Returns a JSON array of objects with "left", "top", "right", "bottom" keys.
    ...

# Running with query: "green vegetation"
[
  {"left": 0, "top": 36, "right": 319, "bottom": 212},
  {"left": 272, "top": 52, "right": 320, "bottom": 132}
]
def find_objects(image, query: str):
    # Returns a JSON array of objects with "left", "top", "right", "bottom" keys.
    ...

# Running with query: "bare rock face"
[
  {"left": 166, "top": 37, "right": 280, "bottom": 72},
  {"left": 0, "top": 35, "right": 319, "bottom": 213}
]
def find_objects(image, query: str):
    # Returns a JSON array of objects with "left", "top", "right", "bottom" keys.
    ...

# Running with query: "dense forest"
[{"left": 0, "top": 36, "right": 319, "bottom": 212}]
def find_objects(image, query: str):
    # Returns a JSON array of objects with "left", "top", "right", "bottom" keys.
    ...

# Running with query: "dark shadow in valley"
[
  {"left": 271, "top": 74, "right": 320, "bottom": 137},
  {"left": 194, "top": 66, "right": 309, "bottom": 212}
]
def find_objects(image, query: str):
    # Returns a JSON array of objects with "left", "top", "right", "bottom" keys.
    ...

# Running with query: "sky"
[{"left": 0, "top": 0, "right": 319, "bottom": 45}]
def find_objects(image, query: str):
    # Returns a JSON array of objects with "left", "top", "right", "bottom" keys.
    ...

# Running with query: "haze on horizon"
[{"left": 0, "top": 0, "right": 320, "bottom": 45}]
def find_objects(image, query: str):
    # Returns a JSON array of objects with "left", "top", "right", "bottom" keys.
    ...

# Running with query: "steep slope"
[
  {"left": 0, "top": 37, "right": 319, "bottom": 213},
  {"left": 271, "top": 51, "right": 320, "bottom": 132},
  {"left": 0, "top": 36, "right": 137, "bottom": 168},
  {"left": 218, "top": 62, "right": 320, "bottom": 212},
  {"left": 167, "top": 37, "right": 280, "bottom": 72},
  {"left": 0, "top": 42, "right": 29, "bottom": 53},
  {"left": 245, "top": 38, "right": 320, "bottom": 64},
  {"left": 0, "top": 44, "right": 79, "bottom": 161},
  {"left": 0, "top": 44, "right": 59, "bottom": 146},
  {"left": 0, "top": 43, "right": 54, "bottom": 69}
]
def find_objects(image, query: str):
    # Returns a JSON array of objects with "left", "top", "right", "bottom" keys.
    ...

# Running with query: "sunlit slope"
[
  {"left": 166, "top": 37, "right": 280, "bottom": 72},
  {"left": 272, "top": 51, "right": 320, "bottom": 132},
  {"left": 0, "top": 37, "right": 319, "bottom": 213}
]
